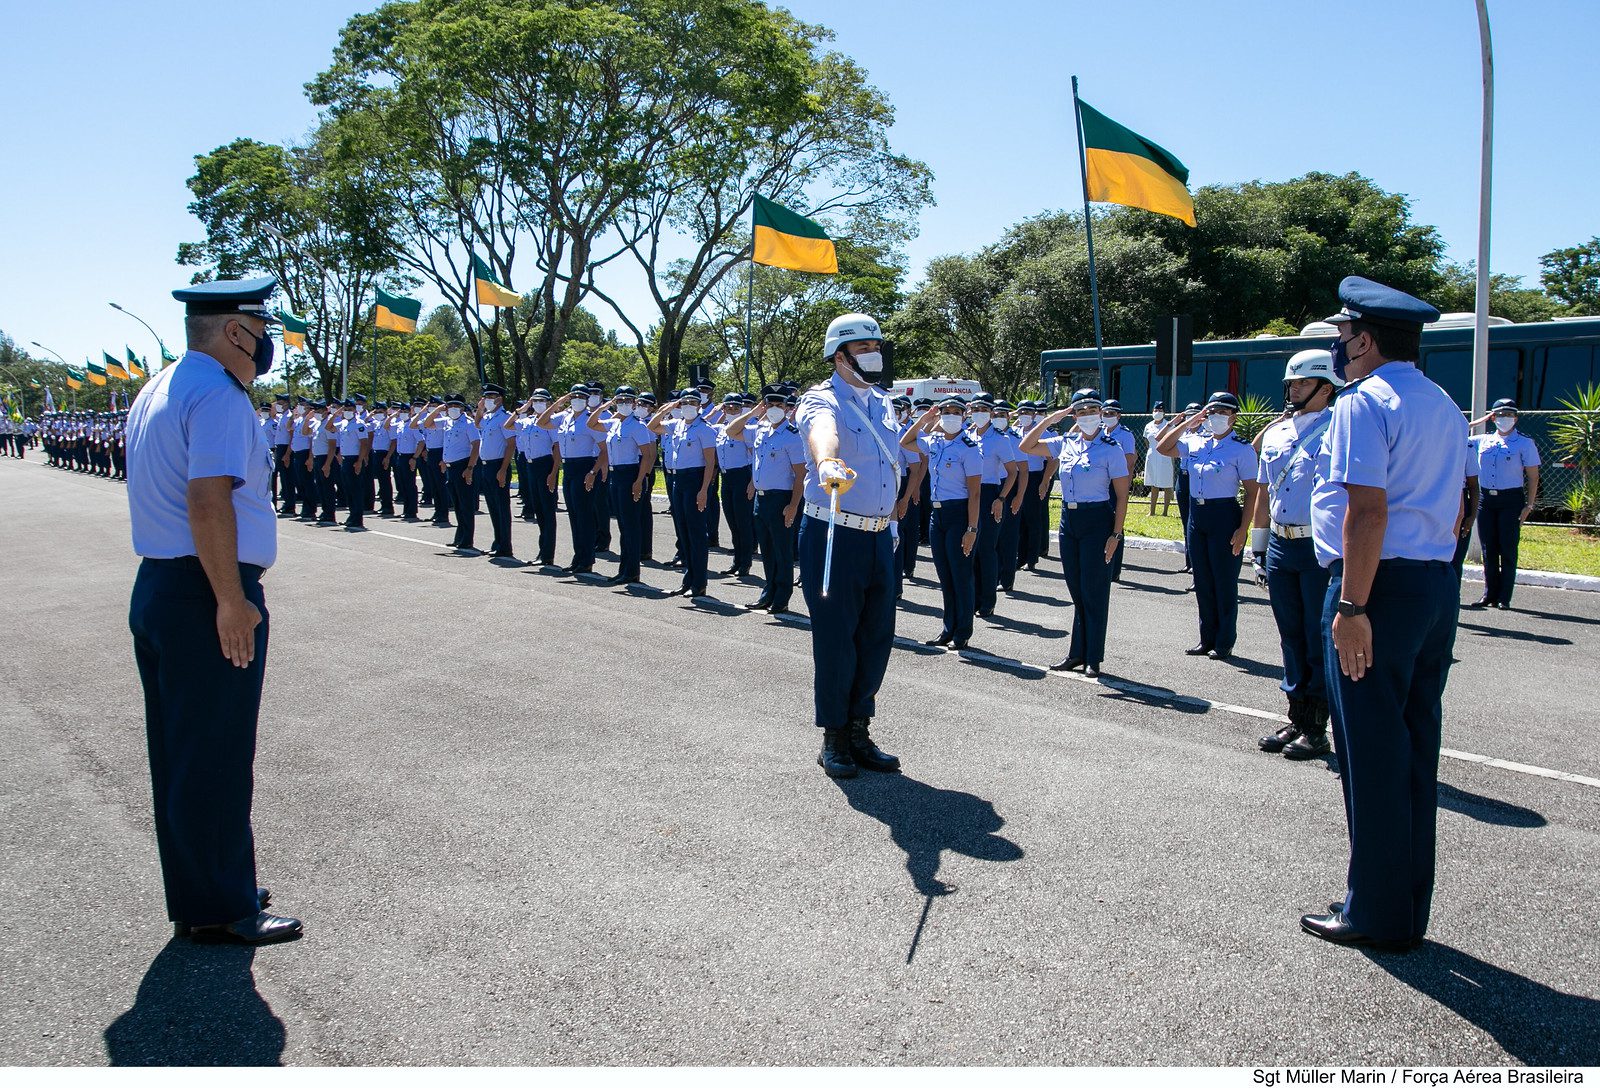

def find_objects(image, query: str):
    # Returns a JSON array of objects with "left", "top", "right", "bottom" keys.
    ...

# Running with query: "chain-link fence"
[{"left": 1111, "top": 410, "right": 1600, "bottom": 520}]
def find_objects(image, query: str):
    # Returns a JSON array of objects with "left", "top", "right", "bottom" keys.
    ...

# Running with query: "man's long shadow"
[
  {"left": 832, "top": 773, "right": 1024, "bottom": 897},
  {"left": 1369, "top": 942, "right": 1600, "bottom": 1065},
  {"left": 104, "top": 941, "right": 285, "bottom": 1066}
]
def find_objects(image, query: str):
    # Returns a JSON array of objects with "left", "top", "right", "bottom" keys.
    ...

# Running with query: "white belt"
[
  {"left": 803, "top": 501, "right": 890, "bottom": 532},
  {"left": 1271, "top": 522, "right": 1312, "bottom": 540}
]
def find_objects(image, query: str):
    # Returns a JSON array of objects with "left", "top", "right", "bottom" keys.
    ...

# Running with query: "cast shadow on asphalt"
[
  {"left": 103, "top": 941, "right": 285, "bottom": 1066},
  {"left": 831, "top": 773, "right": 1024, "bottom": 899},
  {"left": 1369, "top": 944, "right": 1600, "bottom": 1066},
  {"left": 1437, "top": 782, "right": 1547, "bottom": 829},
  {"left": 1455, "top": 621, "right": 1572, "bottom": 647}
]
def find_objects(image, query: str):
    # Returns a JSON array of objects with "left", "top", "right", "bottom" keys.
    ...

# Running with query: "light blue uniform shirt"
[
  {"left": 258, "top": 413, "right": 276, "bottom": 445},
  {"left": 1043, "top": 430, "right": 1128, "bottom": 503},
  {"left": 273, "top": 412, "right": 296, "bottom": 446},
  {"left": 309, "top": 417, "right": 335, "bottom": 456},
  {"left": 1103, "top": 422, "right": 1136, "bottom": 462},
  {"left": 1463, "top": 438, "right": 1477, "bottom": 482},
  {"left": 125, "top": 351, "right": 277, "bottom": 568},
  {"left": 557, "top": 409, "right": 601, "bottom": 459},
  {"left": 423, "top": 414, "right": 445, "bottom": 450},
  {"left": 919, "top": 432, "right": 983, "bottom": 502},
  {"left": 440, "top": 414, "right": 481, "bottom": 462},
  {"left": 752, "top": 422, "right": 805, "bottom": 490},
  {"left": 1311, "top": 361, "right": 1468, "bottom": 568},
  {"left": 1255, "top": 409, "right": 1331, "bottom": 525},
  {"left": 971, "top": 426, "right": 1014, "bottom": 486},
  {"left": 477, "top": 408, "right": 510, "bottom": 462},
  {"left": 604, "top": 416, "right": 653, "bottom": 467},
  {"left": 1021, "top": 426, "right": 1054, "bottom": 472},
  {"left": 334, "top": 416, "right": 370, "bottom": 457},
  {"left": 371, "top": 420, "right": 392, "bottom": 452},
  {"left": 1182, "top": 431, "right": 1259, "bottom": 500},
  {"left": 1470, "top": 429, "right": 1540, "bottom": 491},
  {"left": 714, "top": 423, "right": 754, "bottom": 470},
  {"left": 665, "top": 416, "right": 715, "bottom": 472},
  {"left": 796, "top": 375, "right": 901, "bottom": 518},
  {"left": 514, "top": 417, "right": 555, "bottom": 459}
]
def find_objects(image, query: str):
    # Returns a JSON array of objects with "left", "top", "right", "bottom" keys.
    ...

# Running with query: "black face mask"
[{"left": 234, "top": 324, "right": 275, "bottom": 378}]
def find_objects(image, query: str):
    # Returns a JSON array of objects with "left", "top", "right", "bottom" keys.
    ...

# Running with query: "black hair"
[{"left": 1350, "top": 320, "right": 1420, "bottom": 364}]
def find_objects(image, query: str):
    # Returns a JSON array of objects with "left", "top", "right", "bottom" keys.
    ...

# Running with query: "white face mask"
[
  {"left": 587, "top": 395, "right": 602, "bottom": 409},
  {"left": 970, "top": 411, "right": 991, "bottom": 429},
  {"left": 765, "top": 406, "right": 785, "bottom": 424},
  {"left": 343, "top": 410, "right": 355, "bottom": 420},
  {"left": 673, "top": 406, "right": 690, "bottom": 420},
  {"left": 1152, "top": 411, "right": 1165, "bottom": 422},
  {"left": 313, "top": 413, "right": 325, "bottom": 422},
  {"left": 1014, "top": 415, "right": 1032, "bottom": 430},
  {"left": 614, "top": 402, "right": 634, "bottom": 416},
  {"left": 1494, "top": 417, "right": 1515, "bottom": 434},
  {"left": 1207, "top": 414, "right": 1231, "bottom": 436},
  {"left": 851, "top": 351, "right": 884, "bottom": 374},
  {"left": 447, "top": 406, "right": 462, "bottom": 420},
  {"left": 483, "top": 400, "right": 499, "bottom": 413},
  {"left": 939, "top": 415, "right": 963, "bottom": 434},
  {"left": 531, "top": 401, "right": 548, "bottom": 414},
  {"left": 258, "top": 411, "right": 270, "bottom": 420},
  {"left": 293, "top": 406, "right": 305, "bottom": 417},
  {"left": 1077, "top": 413, "right": 1102, "bottom": 434},
  {"left": 1104, "top": 416, "right": 1120, "bottom": 430},
  {"left": 633, "top": 406, "right": 650, "bottom": 420}
]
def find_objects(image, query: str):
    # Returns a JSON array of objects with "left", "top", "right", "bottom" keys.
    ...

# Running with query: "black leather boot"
[
  {"left": 818, "top": 728, "right": 858, "bottom": 778},
  {"left": 1284, "top": 701, "right": 1332, "bottom": 760},
  {"left": 848, "top": 717, "right": 901, "bottom": 773},
  {"left": 1260, "top": 700, "right": 1306, "bottom": 752}
]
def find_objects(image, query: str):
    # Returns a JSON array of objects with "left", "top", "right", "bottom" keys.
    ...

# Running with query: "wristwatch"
[
  {"left": 1336, "top": 600, "right": 1366, "bottom": 618},
  {"left": 964, "top": 526, "right": 978, "bottom": 535}
]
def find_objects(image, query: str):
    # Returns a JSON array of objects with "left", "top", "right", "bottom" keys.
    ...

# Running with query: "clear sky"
[{"left": 3, "top": 0, "right": 1596, "bottom": 376}]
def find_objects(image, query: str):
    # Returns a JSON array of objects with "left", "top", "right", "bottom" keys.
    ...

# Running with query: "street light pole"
[
  {"left": 30, "top": 341, "right": 73, "bottom": 409},
  {"left": 1470, "top": 0, "right": 1493, "bottom": 433},
  {"left": 109, "top": 302, "right": 174, "bottom": 367}
]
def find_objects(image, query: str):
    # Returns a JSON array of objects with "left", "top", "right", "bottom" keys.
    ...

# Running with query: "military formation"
[{"left": 12, "top": 270, "right": 1534, "bottom": 956}]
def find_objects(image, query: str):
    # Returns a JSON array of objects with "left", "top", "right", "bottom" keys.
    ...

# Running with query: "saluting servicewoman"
[
  {"left": 1301, "top": 276, "right": 1461, "bottom": 951},
  {"left": 799, "top": 314, "right": 903, "bottom": 779},
  {"left": 1465, "top": 399, "right": 1541, "bottom": 610},
  {"left": 730, "top": 387, "right": 806, "bottom": 614},
  {"left": 126, "top": 275, "right": 300, "bottom": 944},
  {"left": 588, "top": 385, "right": 655, "bottom": 586},
  {"left": 1099, "top": 399, "right": 1137, "bottom": 582},
  {"left": 1250, "top": 350, "right": 1344, "bottom": 759},
  {"left": 901, "top": 395, "right": 981, "bottom": 651},
  {"left": 475, "top": 384, "right": 516, "bottom": 560},
  {"left": 1022, "top": 389, "right": 1129, "bottom": 677}
]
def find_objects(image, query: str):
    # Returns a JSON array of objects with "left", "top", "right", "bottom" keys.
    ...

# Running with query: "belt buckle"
[
  {"left": 1066, "top": 501, "right": 1078, "bottom": 509},
  {"left": 1194, "top": 497, "right": 1206, "bottom": 505}
]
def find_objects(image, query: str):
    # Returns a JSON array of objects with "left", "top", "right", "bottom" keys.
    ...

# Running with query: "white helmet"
[
  {"left": 823, "top": 313, "right": 883, "bottom": 360},
  {"left": 1283, "top": 348, "right": 1345, "bottom": 388}
]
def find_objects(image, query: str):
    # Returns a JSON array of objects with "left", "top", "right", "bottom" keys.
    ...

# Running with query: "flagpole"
[
  {"left": 1071, "top": 76, "right": 1108, "bottom": 396},
  {"left": 742, "top": 253, "right": 755, "bottom": 394}
]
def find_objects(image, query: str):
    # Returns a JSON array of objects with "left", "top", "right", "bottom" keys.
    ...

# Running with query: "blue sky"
[{"left": 3, "top": 0, "right": 1596, "bottom": 376}]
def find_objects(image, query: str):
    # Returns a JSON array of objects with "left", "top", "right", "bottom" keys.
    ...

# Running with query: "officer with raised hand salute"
[
  {"left": 587, "top": 386, "right": 655, "bottom": 586},
  {"left": 1466, "top": 399, "right": 1541, "bottom": 610},
  {"left": 475, "top": 384, "right": 515, "bottom": 560},
  {"left": 1250, "top": 350, "right": 1344, "bottom": 760},
  {"left": 901, "top": 396, "right": 981, "bottom": 651},
  {"left": 966, "top": 395, "right": 1018, "bottom": 619},
  {"left": 1300, "top": 276, "right": 1461, "bottom": 952},
  {"left": 647, "top": 388, "right": 717, "bottom": 599},
  {"left": 799, "top": 313, "right": 903, "bottom": 779},
  {"left": 422, "top": 393, "right": 481, "bottom": 554},
  {"left": 538, "top": 386, "right": 602, "bottom": 575},
  {"left": 733, "top": 387, "right": 806, "bottom": 614}
]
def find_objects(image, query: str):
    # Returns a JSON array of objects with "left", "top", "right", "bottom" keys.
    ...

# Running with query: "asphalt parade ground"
[{"left": 2, "top": 457, "right": 1598, "bottom": 1067}]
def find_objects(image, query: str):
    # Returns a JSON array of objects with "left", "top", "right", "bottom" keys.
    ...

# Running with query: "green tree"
[
  {"left": 1433, "top": 261, "right": 1563, "bottom": 324},
  {"left": 1539, "top": 236, "right": 1600, "bottom": 315}
]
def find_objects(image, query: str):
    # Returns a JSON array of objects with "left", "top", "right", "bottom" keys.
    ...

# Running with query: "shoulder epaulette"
[
  {"left": 961, "top": 434, "right": 978, "bottom": 448},
  {"left": 1098, "top": 434, "right": 1118, "bottom": 446},
  {"left": 785, "top": 423, "right": 798, "bottom": 434}
]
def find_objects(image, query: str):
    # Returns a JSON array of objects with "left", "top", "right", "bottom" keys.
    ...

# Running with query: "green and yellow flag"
[
  {"left": 66, "top": 367, "right": 85, "bottom": 391},
  {"left": 104, "top": 351, "right": 130, "bottom": 380},
  {"left": 374, "top": 287, "right": 421, "bottom": 333},
  {"left": 1077, "top": 99, "right": 1195, "bottom": 227},
  {"left": 473, "top": 254, "right": 521, "bottom": 308},
  {"left": 752, "top": 195, "right": 837, "bottom": 274},
  {"left": 125, "top": 347, "right": 145, "bottom": 380},
  {"left": 160, "top": 346, "right": 178, "bottom": 363},
  {"left": 278, "top": 310, "right": 308, "bottom": 351},
  {"left": 86, "top": 359, "right": 108, "bottom": 386}
]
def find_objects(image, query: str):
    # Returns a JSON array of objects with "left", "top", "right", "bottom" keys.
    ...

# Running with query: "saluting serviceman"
[
  {"left": 475, "top": 384, "right": 515, "bottom": 560},
  {"left": 389, "top": 401, "right": 423, "bottom": 520},
  {"left": 649, "top": 388, "right": 717, "bottom": 599},
  {"left": 799, "top": 313, "right": 903, "bottom": 779},
  {"left": 369, "top": 403, "right": 396, "bottom": 518},
  {"left": 714, "top": 392, "right": 758, "bottom": 577},
  {"left": 422, "top": 395, "right": 450, "bottom": 527},
  {"left": 307, "top": 400, "right": 339, "bottom": 526},
  {"left": 511, "top": 389, "right": 560, "bottom": 565},
  {"left": 1465, "top": 399, "right": 1541, "bottom": 610},
  {"left": 1156, "top": 393, "right": 1260, "bottom": 660},
  {"left": 1099, "top": 400, "right": 1136, "bottom": 582},
  {"left": 992, "top": 400, "right": 1027, "bottom": 595},
  {"left": 966, "top": 395, "right": 1020, "bottom": 619},
  {"left": 1022, "top": 389, "right": 1129, "bottom": 677},
  {"left": 423, "top": 393, "right": 481, "bottom": 553},
  {"left": 126, "top": 275, "right": 300, "bottom": 944},
  {"left": 902, "top": 395, "right": 981, "bottom": 651},
  {"left": 1451, "top": 434, "right": 1480, "bottom": 580},
  {"left": 539, "top": 386, "right": 602, "bottom": 575},
  {"left": 1250, "top": 350, "right": 1344, "bottom": 759},
  {"left": 332, "top": 398, "right": 371, "bottom": 531},
  {"left": 734, "top": 386, "right": 806, "bottom": 614},
  {"left": 588, "top": 385, "right": 655, "bottom": 585},
  {"left": 1300, "top": 276, "right": 1461, "bottom": 951},
  {"left": 1013, "top": 400, "right": 1057, "bottom": 573}
]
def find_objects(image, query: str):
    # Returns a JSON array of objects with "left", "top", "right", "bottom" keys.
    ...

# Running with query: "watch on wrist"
[
  {"left": 964, "top": 526, "right": 977, "bottom": 534},
  {"left": 1336, "top": 600, "right": 1366, "bottom": 618}
]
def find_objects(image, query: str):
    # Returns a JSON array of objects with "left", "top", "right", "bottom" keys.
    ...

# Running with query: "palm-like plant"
[
  {"left": 1232, "top": 393, "right": 1277, "bottom": 443},
  {"left": 1552, "top": 383, "right": 1600, "bottom": 487}
]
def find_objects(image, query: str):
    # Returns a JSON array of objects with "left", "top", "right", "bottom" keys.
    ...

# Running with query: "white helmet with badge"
[
  {"left": 1283, "top": 348, "right": 1345, "bottom": 388},
  {"left": 823, "top": 313, "right": 883, "bottom": 361}
]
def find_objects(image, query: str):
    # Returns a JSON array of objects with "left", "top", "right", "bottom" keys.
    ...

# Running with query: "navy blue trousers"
[
  {"left": 426, "top": 448, "right": 449, "bottom": 524},
  {"left": 722, "top": 465, "right": 756, "bottom": 572},
  {"left": 929, "top": 503, "right": 976, "bottom": 642},
  {"left": 1175, "top": 470, "right": 1192, "bottom": 569},
  {"left": 291, "top": 453, "right": 315, "bottom": 519},
  {"left": 315, "top": 458, "right": 338, "bottom": 522},
  {"left": 799, "top": 514, "right": 896, "bottom": 727},
  {"left": 755, "top": 488, "right": 797, "bottom": 611},
  {"left": 1058, "top": 502, "right": 1114, "bottom": 665},
  {"left": 563, "top": 456, "right": 598, "bottom": 569},
  {"left": 608, "top": 463, "right": 645, "bottom": 581},
  {"left": 1018, "top": 469, "right": 1047, "bottom": 569},
  {"left": 373, "top": 451, "right": 395, "bottom": 516},
  {"left": 1324, "top": 560, "right": 1458, "bottom": 943},
  {"left": 273, "top": 445, "right": 295, "bottom": 513},
  {"left": 972, "top": 483, "right": 1002, "bottom": 613},
  {"left": 896, "top": 475, "right": 921, "bottom": 587},
  {"left": 392, "top": 453, "right": 419, "bottom": 519},
  {"left": 1188, "top": 498, "right": 1244, "bottom": 652},
  {"left": 129, "top": 559, "right": 266, "bottom": 926},
  {"left": 997, "top": 496, "right": 1022, "bottom": 591},
  {"left": 478, "top": 457, "right": 513, "bottom": 555},
  {"left": 1266, "top": 534, "right": 1330, "bottom": 705},
  {"left": 339, "top": 457, "right": 365, "bottom": 527},
  {"left": 1477, "top": 488, "right": 1525, "bottom": 606},
  {"left": 519, "top": 454, "right": 557, "bottom": 564},
  {"left": 446, "top": 458, "right": 476, "bottom": 548},
  {"left": 669, "top": 466, "right": 710, "bottom": 593}
]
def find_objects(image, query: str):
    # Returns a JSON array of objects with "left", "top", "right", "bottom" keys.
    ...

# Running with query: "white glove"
[{"left": 819, "top": 459, "right": 854, "bottom": 495}]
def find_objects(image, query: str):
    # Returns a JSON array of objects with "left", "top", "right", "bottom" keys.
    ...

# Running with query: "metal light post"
[
  {"left": 109, "top": 302, "right": 174, "bottom": 367},
  {"left": 1470, "top": 1, "right": 1494, "bottom": 432},
  {"left": 0, "top": 364, "right": 30, "bottom": 416}
]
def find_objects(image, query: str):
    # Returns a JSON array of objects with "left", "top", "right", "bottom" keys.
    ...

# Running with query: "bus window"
[
  {"left": 1535, "top": 345, "right": 1593, "bottom": 408},
  {"left": 1115, "top": 363, "right": 1150, "bottom": 410},
  {"left": 1242, "top": 358, "right": 1283, "bottom": 406},
  {"left": 1422, "top": 348, "right": 1520, "bottom": 410}
]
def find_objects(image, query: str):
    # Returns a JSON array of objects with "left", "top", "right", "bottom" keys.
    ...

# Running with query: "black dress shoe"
[
  {"left": 1083, "top": 664, "right": 1100, "bottom": 678},
  {"left": 745, "top": 598, "right": 773, "bottom": 611},
  {"left": 818, "top": 728, "right": 858, "bottom": 778},
  {"left": 602, "top": 574, "right": 628, "bottom": 586},
  {"left": 182, "top": 911, "right": 303, "bottom": 945},
  {"left": 1185, "top": 644, "right": 1213, "bottom": 656},
  {"left": 977, "top": 608, "right": 994, "bottom": 618},
  {"left": 1299, "top": 911, "right": 1415, "bottom": 952},
  {"left": 665, "top": 586, "right": 693, "bottom": 598},
  {"left": 924, "top": 633, "right": 953, "bottom": 647},
  {"left": 848, "top": 717, "right": 901, "bottom": 773},
  {"left": 952, "top": 639, "right": 970, "bottom": 651},
  {"left": 1283, "top": 730, "right": 1332, "bottom": 760},
  {"left": 1464, "top": 597, "right": 1491, "bottom": 609},
  {"left": 258, "top": 887, "right": 271, "bottom": 910},
  {"left": 1050, "top": 657, "right": 1085, "bottom": 672},
  {"left": 1259, "top": 724, "right": 1301, "bottom": 753},
  {"left": 1207, "top": 648, "right": 1232, "bottom": 661},
  {"left": 1494, "top": 602, "right": 1510, "bottom": 611}
]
